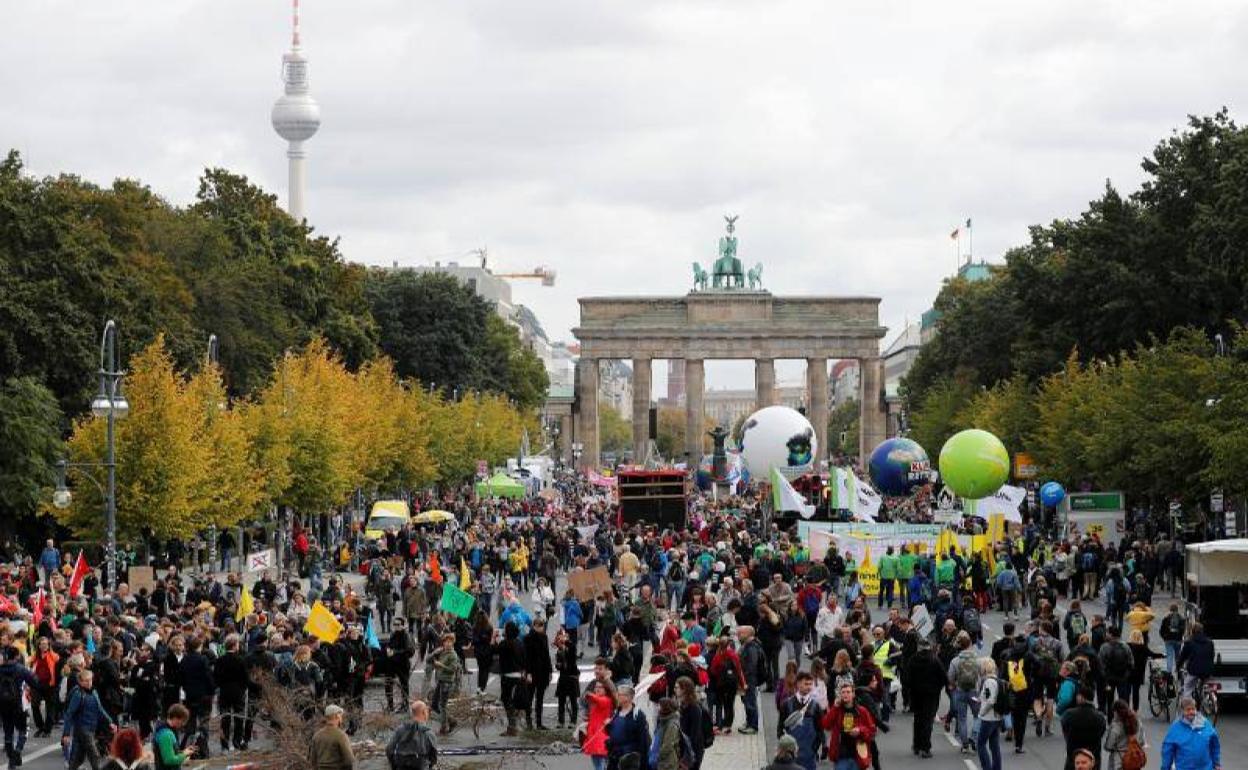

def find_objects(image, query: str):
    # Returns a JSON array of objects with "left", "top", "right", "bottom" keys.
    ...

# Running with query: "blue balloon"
[
  {"left": 1040, "top": 481, "right": 1066, "bottom": 507},
  {"left": 867, "top": 438, "right": 932, "bottom": 496}
]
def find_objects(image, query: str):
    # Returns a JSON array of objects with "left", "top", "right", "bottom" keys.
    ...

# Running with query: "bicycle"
[
  {"left": 1198, "top": 680, "right": 1220, "bottom": 726},
  {"left": 1178, "top": 670, "right": 1220, "bottom": 727},
  {"left": 1146, "top": 660, "right": 1176, "bottom": 722}
]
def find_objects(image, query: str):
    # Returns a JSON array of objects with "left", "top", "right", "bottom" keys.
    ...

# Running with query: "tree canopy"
[{"left": 902, "top": 112, "right": 1248, "bottom": 507}]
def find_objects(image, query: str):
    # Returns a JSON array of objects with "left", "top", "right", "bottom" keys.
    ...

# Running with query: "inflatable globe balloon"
[
  {"left": 938, "top": 429, "right": 1010, "bottom": 499},
  {"left": 868, "top": 437, "right": 932, "bottom": 496},
  {"left": 739, "top": 405, "right": 817, "bottom": 478},
  {"left": 1040, "top": 481, "right": 1066, "bottom": 507}
]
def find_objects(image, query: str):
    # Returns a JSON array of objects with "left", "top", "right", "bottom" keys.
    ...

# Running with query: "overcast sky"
[{"left": 4, "top": 1, "right": 1243, "bottom": 390}]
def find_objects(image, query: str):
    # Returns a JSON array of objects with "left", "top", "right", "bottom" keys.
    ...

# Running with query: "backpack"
[
  {"left": 668, "top": 562, "right": 685, "bottom": 583},
  {"left": 1032, "top": 639, "right": 1059, "bottom": 681},
  {"left": 955, "top": 655, "right": 979, "bottom": 692},
  {"left": 1121, "top": 734, "right": 1147, "bottom": 770},
  {"left": 962, "top": 607, "right": 982, "bottom": 635},
  {"left": 1081, "top": 552, "right": 1096, "bottom": 571},
  {"left": 388, "top": 722, "right": 432, "bottom": 770},
  {"left": 0, "top": 670, "right": 19, "bottom": 709},
  {"left": 1106, "top": 643, "right": 1132, "bottom": 681},
  {"left": 993, "top": 676, "right": 1012, "bottom": 715},
  {"left": 1007, "top": 659, "right": 1028, "bottom": 692},
  {"left": 1068, "top": 611, "right": 1087, "bottom": 638},
  {"left": 1166, "top": 614, "right": 1183, "bottom": 638},
  {"left": 715, "top": 656, "right": 740, "bottom": 690},
  {"left": 699, "top": 703, "right": 715, "bottom": 748}
]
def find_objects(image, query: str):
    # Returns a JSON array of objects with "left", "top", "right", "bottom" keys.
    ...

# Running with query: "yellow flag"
[
  {"left": 236, "top": 585, "right": 255, "bottom": 622},
  {"left": 460, "top": 558, "right": 472, "bottom": 590},
  {"left": 304, "top": 600, "right": 343, "bottom": 644}
]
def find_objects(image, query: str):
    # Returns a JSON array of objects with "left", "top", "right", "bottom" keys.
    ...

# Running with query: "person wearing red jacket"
[
  {"left": 820, "top": 682, "right": 877, "bottom": 770},
  {"left": 28, "top": 638, "right": 59, "bottom": 737},
  {"left": 708, "top": 638, "right": 746, "bottom": 733}
]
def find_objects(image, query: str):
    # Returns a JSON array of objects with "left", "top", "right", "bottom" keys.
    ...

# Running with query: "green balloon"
[{"left": 939, "top": 429, "right": 1010, "bottom": 499}]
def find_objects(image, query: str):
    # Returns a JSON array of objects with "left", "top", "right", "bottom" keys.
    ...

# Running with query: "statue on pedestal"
[
  {"left": 712, "top": 215, "right": 744, "bottom": 289},
  {"left": 708, "top": 424, "right": 730, "bottom": 481}
]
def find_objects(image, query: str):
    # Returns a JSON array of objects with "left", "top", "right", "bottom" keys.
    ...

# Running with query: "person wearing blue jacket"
[
  {"left": 561, "top": 590, "right": 584, "bottom": 658},
  {"left": 1161, "top": 697, "right": 1220, "bottom": 770},
  {"left": 61, "top": 669, "right": 115, "bottom": 770},
  {"left": 500, "top": 599, "right": 532, "bottom": 638}
]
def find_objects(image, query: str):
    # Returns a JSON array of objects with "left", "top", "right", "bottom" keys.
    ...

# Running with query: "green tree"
[
  {"left": 57, "top": 337, "right": 209, "bottom": 539},
  {"left": 599, "top": 402, "right": 631, "bottom": 455},
  {"left": 0, "top": 377, "right": 64, "bottom": 523},
  {"left": 826, "top": 400, "right": 860, "bottom": 460},
  {"left": 907, "top": 378, "right": 977, "bottom": 460}
]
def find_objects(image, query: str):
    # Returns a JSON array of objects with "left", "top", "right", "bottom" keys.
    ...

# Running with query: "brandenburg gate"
[{"left": 569, "top": 217, "right": 889, "bottom": 469}]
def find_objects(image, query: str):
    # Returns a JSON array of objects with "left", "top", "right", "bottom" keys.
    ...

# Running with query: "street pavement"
[{"left": 13, "top": 571, "right": 1242, "bottom": 769}]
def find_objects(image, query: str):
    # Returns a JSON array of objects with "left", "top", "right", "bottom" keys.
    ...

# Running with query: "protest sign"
[
  {"left": 567, "top": 565, "right": 614, "bottom": 602},
  {"left": 440, "top": 582, "right": 476, "bottom": 618}
]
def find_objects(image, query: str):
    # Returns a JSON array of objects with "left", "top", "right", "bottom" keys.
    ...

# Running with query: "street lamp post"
[
  {"left": 54, "top": 321, "right": 129, "bottom": 594},
  {"left": 206, "top": 334, "right": 219, "bottom": 574},
  {"left": 93, "top": 321, "right": 127, "bottom": 593}
]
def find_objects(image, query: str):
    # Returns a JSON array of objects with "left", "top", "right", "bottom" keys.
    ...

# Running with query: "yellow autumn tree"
[
  {"left": 186, "top": 362, "right": 268, "bottom": 528},
  {"left": 257, "top": 341, "right": 355, "bottom": 517},
  {"left": 57, "top": 336, "right": 209, "bottom": 539}
]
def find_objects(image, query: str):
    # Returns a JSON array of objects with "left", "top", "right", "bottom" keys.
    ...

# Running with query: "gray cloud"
[{"left": 3, "top": 0, "right": 1244, "bottom": 390}]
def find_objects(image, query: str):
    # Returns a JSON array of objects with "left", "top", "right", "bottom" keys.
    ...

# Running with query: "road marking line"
[
  {"left": 24, "top": 743, "right": 62, "bottom": 762},
  {"left": 963, "top": 759, "right": 978, "bottom": 770}
]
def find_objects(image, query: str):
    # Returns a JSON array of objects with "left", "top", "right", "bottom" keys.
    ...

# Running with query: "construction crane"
[
  {"left": 473, "top": 248, "right": 557, "bottom": 286},
  {"left": 494, "top": 265, "right": 557, "bottom": 286}
]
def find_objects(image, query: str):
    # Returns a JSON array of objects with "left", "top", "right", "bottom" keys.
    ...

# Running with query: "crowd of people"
[{"left": 0, "top": 470, "right": 1226, "bottom": 770}]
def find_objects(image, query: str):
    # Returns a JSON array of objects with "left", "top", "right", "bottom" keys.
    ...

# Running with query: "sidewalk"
[{"left": 703, "top": 706, "right": 768, "bottom": 770}]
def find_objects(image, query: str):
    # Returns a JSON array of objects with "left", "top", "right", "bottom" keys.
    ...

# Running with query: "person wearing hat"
[
  {"left": 764, "top": 735, "right": 805, "bottom": 770},
  {"left": 309, "top": 704, "right": 355, "bottom": 770}
]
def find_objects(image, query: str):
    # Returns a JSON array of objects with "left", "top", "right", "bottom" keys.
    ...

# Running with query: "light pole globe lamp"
[
  {"left": 52, "top": 488, "right": 71, "bottom": 509},
  {"left": 91, "top": 385, "right": 112, "bottom": 418},
  {"left": 112, "top": 382, "right": 130, "bottom": 420}
]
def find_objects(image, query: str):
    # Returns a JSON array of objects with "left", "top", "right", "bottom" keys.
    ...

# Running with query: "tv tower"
[{"left": 271, "top": 0, "right": 321, "bottom": 222}]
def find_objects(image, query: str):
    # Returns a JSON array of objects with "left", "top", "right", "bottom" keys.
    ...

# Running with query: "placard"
[
  {"left": 127, "top": 566, "right": 159, "bottom": 595},
  {"left": 567, "top": 565, "right": 614, "bottom": 602},
  {"left": 246, "top": 550, "right": 275, "bottom": 573}
]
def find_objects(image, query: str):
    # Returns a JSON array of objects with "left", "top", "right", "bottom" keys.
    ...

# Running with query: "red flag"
[
  {"left": 0, "top": 596, "right": 15, "bottom": 615},
  {"left": 429, "top": 552, "right": 443, "bottom": 585},
  {"left": 29, "top": 589, "right": 44, "bottom": 630},
  {"left": 68, "top": 551, "right": 89, "bottom": 598}
]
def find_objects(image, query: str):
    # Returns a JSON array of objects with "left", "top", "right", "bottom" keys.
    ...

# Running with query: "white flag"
[
  {"left": 966, "top": 485, "right": 1027, "bottom": 522},
  {"left": 772, "top": 467, "right": 816, "bottom": 518}
]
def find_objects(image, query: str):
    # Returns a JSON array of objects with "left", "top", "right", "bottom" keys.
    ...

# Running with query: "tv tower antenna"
[{"left": 271, "top": 0, "right": 321, "bottom": 222}]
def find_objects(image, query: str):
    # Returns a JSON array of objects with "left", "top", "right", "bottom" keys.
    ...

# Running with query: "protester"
[
  {"left": 1160, "top": 696, "right": 1221, "bottom": 770},
  {"left": 309, "top": 704, "right": 356, "bottom": 770},
  {"left": 387, "top": 700, "right": 438, "bottom": 770}
]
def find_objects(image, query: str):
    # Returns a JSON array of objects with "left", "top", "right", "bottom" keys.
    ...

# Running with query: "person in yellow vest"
[{"left": 870, "top": 624, "right": 901, "bottom": 720}]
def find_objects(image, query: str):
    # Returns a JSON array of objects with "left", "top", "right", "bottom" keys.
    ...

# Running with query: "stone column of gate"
[
  {"left": 559, "top": 414, "right": 573, "bottom": 465},
  {"left": 858, "top": 356, "right": 887, "bottom": 461},
  {"left": 807, "top": 357, "right": 829, "bottom": 466},
  {"left": 685, "top": 358, "right": 705, "bottom": 464},
  {"left": 576, "top": 357, "right": 600, "bottom": 470},
  {"left": 755, "top": 358, "right": 777, "bottom": 408},
  {"left": 632, "top": 357, "right": 651, "bottom": 463}
]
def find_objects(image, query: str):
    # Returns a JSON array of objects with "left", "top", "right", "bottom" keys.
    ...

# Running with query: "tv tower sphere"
[{"left": 271, "top": 0, "right": 320, "bottom": 221}]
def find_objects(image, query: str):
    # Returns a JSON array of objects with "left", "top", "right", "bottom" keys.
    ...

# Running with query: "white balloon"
[{"left": 738, "top": 405, "right": 818, "bottom": 478}]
